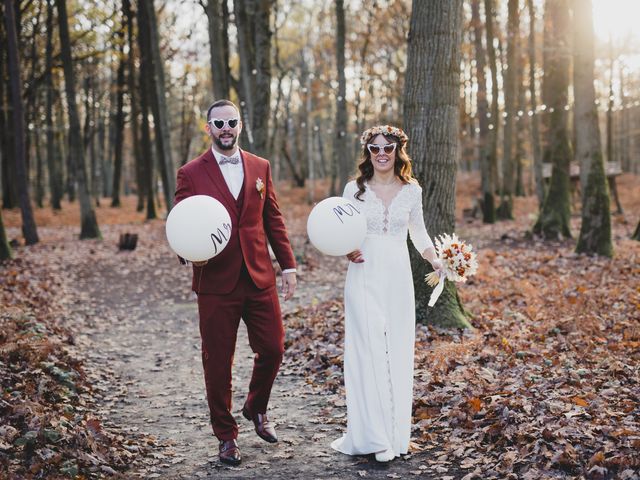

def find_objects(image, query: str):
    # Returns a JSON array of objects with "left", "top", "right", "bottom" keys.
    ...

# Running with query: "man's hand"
[
  {"left": 281, "top": 272, "right": 297, "bottom": 301},
  {"left": 346, "top": 250, "right": 364, "bottom": 263},
  {"left": 192, "top": 259, "right": 209, "bottom": 267}
]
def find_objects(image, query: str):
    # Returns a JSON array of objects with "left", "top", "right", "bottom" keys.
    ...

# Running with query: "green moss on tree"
[
  {"left": 0, "top": 211, "right": 12, "bottom": 261},
  {"left": 632, "top": 219, "right": 640, "bottom": 241},
  {"left": 483, "top": 192, "right": 496, "bottom": 224},
  {"left": 576, "top": 150, "right": 612, "bottom": 257},
  {"left": 411, "top": 248, "right": 473, "bottom": 329},
  {"left": 533, "top": 133, "right": 572, "bottom": 240}
]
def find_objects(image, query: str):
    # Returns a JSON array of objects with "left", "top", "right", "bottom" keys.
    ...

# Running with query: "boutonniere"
[{"left": 256, "top": 178, "right": 265, "bottom": 199}]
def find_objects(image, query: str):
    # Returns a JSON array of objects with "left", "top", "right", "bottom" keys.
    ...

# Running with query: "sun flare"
[{"left": 592, "top": 0, "right": 640, "bottom": 42}]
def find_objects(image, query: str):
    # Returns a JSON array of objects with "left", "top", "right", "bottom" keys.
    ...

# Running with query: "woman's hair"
[{"left": 353, "top": 130, "right": 415, "bottom": 201}]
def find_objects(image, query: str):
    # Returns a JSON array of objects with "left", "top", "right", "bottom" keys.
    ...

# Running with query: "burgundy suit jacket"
[{"left": 174, "top": 148, "right": 296, "bottom": 294}]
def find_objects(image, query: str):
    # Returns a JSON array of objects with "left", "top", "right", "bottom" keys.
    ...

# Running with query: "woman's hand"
[
  {"left": 430, "top": 259, "right": 443, "bottom": 272},
  {"left": 192, "top": 259, "right": 209, "bottom": 267},
  {"left": 346, "top": 250, "right": 364, "bottom": 263}
]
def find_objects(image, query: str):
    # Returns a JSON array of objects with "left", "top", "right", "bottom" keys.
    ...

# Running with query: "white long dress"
[{"left": 331, "top": 179, "right": 434, "bottom": 458}]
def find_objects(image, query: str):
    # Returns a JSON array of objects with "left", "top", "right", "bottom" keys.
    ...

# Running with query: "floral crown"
[{"left": 360, "top": 125, "right": 408, "bottom": 146}]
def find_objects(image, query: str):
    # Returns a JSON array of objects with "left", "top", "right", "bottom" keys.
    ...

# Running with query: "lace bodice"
[{"left": 343, "top": 180, "right": 434, "bottom": 254}]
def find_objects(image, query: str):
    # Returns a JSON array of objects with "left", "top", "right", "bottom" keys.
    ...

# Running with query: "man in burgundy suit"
[{"left": 174, "top": 99, "right": 297, "bottom": 466}]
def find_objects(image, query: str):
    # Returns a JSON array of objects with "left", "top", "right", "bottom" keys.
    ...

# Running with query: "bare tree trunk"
[
  {"left": 498, "top": 0, "right": 519, "bottom": 219},
  {"left": 123, "top": 0, "right": 144, "bottom": 212},
  {"left": 136, "top": 0, "right": 157, "bottom": 220},
  {"left": 618, "top": 65, "right": 630, "bottom": 173},
  {"left": 632, "top": 219, "right": 640, "bottom": 241},
  {"left": 178, "top": 73, "right": 194, "bottom": 166},
  {"left": 4, "top": 0, "right": 39, "bottom": 245},
  {"left": 45, "top": 0, "right": 62, "bottom": 210},
  {"left": 0, "top": 205, "right": 10, "bottom": 260},
  {"left": 252, "top": 0, "right": 272, "bottom": 157},
  {"left": 139, "top": 0, "right": 174, "bottom": 212},
  {"left": 233, "top": 0, "right": 273, "bottom": 156},
  {"left": 533, "top": 0, "right": 572, "bottom": 240},
  {"left": 111, "top": 13, "right": 127, "bottom": 208},
  {"left": 484, "top": 0, "right": 499, "bottom": 213},
  {"left": 527, "top": 0, "right": 544, "bottom": 206},
  {"left": 404, "top": 0, "right": 471, "bottom": 329},
  {"left": 56, "top": 0, "right": 100, "bottom": 239},
  {"left": 204, "top": 0, "right": 230, "bottom": 99},
  {"left": 606, "top": 40, "right": 623, "bottom": 214},
  {"left": 35, "top": 115, "right": 44, "bottom": 208},
  {"left": 233, "top": 0, "right": 256, "bottom": 150},
  {"left": 334, "top": 0, "right": 349, "bottom": 195},
  {"left": 573, "top": 0, "right": 612, "bottom": 257},
  {"left": 472, "top": 0, "right": 495, "bottom": 224},
  {"left": 82, "top": 68, "right": 100, "bottom": 206},
  {"left": 515, "top": 46, "right": 527, "bottom": 197},
  {"left": 306, "top": 73, "right": 315, "bottom": 204},
  {"left": 1, "top": 17, "right": 18, "bottom": 210},
  {"left": 25, "top": 4, "right": 42, "bottom": 193}
]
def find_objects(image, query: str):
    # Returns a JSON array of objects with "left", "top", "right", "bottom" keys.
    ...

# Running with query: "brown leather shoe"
[
  {"left": 242, "top": 405, "right": 278, "bottom": 443},
  {"left": 219, "top": 439, "right": 241, "bottom": 466}
]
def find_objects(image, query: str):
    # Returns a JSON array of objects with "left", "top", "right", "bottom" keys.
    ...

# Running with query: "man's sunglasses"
[
  {"left": 367, "top": 143, "right": 397, "bottom": 155},
  {"left": 209, "top": 118, "right": 239, "bottom": 129}
]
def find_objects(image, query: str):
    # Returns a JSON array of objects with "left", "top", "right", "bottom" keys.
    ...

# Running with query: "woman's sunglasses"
[
  {"left": 209, "top": 118, "right": 239, "bottom": 129},
  {"left": 367, "top": 143, "right": 397, "bottom": 155}
]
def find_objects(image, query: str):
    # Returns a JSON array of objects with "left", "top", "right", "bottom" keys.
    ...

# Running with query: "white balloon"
[
  {"left": 307, "top": 196, "right": 367, "bottom": 256},
  {"left": 166, "top": 195, "right": 232, "bottom": 261}
]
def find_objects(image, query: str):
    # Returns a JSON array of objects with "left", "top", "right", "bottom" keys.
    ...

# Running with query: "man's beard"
[{"left": 215, "top": 134, "right": 237, "bottom": 151}]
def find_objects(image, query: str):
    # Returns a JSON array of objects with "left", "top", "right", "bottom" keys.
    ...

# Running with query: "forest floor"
[{"left": 1, "top": 173, "right": 639, "bottom": 479}]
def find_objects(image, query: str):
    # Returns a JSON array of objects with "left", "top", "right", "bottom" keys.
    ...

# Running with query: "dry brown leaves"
[
  {"left": 282, "top": 173, "right": 640, "bottom": 479},
  {"left": 1, "top": 174, "right": 639, "bottom": 479},
  {"left": 0, "top": 234, "right": 161, "bottom": 478}
]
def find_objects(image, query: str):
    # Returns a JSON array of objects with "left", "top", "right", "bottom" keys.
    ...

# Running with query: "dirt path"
[{"left": 60, "top": 223, "right": 452, "bottom": 479}]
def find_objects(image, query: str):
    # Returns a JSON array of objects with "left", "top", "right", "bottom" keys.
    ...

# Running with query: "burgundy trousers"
[{"left": 196, "top": 265, "right": 284, "bottom": 441}]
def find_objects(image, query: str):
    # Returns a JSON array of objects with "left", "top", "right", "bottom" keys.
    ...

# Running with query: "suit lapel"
[{"left": 202, "top": 149, "right": 238, "bottom": 215}]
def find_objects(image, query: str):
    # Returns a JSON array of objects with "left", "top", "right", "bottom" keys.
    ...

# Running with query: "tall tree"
[
  {"left": 498, "top": 0, "right": 520, "bottom": 219},
  {"left": 1, "top": 14, "right": 18, "bottom": 210},
  {"left": 139, "top": 0, "right": 175, "bottom": 211},
  {"left": 527, "top": 0, "right": 544, "bottom": 206},
  {"left": 203, "top": 0, "right": 230, "bottom": 99},
  {"left": 403, "top": 0, "right": 470, "bottom": 329},
  {"left": 334, "top": 0, "right": 349, "bottom": 195},
  {"left": 484, "top": 0, "right": 499, "bottom": 218},
  {"left": 233, "top": 0, "right": 273, "bottom": 157},
  {"left": 44, "top": 0, "right": 62, "bottom": 210},
  {"left": 514, "top": 50, "right": 527, "bottom": 197},
  {"left": 533, "top": 0, "right": 572, "bottom": 240},
  {"left": 4, "top": 0, "right": 39, "bottom": 245},
  {"left": 56, "top": 0, "right": 101, "bottom": 239},
  {"left": 136, "top": 0, "right": 157, "bottom": 220},
  {"left": 123, "top": 0, "right": 144, "bottom": 212},
  {"left": 471, "top": 0, "right": 495, "bottom": 224},
  {"left": 573, "top": 0, "right": 612, "bottom": 257},
  {"left": 111, "top": 9, "right": 127, "bottom": 208}
]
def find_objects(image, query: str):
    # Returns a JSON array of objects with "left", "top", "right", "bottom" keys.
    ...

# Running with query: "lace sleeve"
[
  {"left": 408, "top": 185, "right": 435, "bottom": 255},
  {"left": 342, "top": 180, "right": 357, "bottom": 200}
]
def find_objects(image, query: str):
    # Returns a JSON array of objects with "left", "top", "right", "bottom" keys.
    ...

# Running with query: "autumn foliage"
[{"left": 1, "top": 173, "right": 639, "bottom": 478}]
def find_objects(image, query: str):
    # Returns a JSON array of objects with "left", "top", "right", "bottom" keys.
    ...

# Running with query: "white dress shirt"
[
  {"left": 210, "top": 147, "right": 296, "bottom": 275},
  {"left": 212, "top": 147, "right": 243, "bottom": 200}
]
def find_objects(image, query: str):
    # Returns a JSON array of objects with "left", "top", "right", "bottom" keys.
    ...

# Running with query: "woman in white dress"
[{"left": 330, "top": 125, "right": 442, "bottom": 463}]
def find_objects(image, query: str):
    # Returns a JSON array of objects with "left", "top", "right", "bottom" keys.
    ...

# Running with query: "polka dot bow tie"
[{"left": 219, "top": 154, "right": 240, "bottom": 165}]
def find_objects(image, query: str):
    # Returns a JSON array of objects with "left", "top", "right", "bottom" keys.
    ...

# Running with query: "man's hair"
[{"left": 206, "top": 99, "right": 240, "bottom": 121}]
